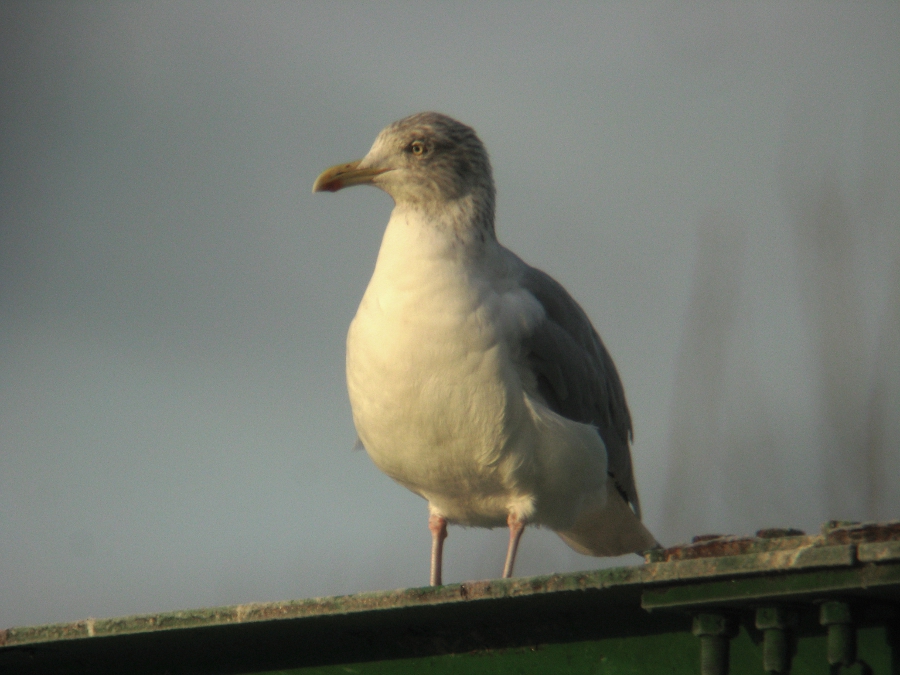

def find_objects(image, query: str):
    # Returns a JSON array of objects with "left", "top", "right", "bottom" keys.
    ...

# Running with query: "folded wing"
[{"left": 518, "top": 263, "right": 658, "bottom": 554}]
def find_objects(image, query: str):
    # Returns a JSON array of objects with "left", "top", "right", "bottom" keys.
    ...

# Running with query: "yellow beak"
[{"left": 312, "top": 160, "right": 390, "bottom": 193}]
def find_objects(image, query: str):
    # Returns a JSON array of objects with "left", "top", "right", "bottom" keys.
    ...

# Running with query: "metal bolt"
[
  {"left": 693, "top": 613, "right": 735, "bottom": 675},
  {"left": 819, "top": 601, "right": 855, "bottom": 666},
  {"left": 755, "top": 607, "right": 798, "bottom": 673}
]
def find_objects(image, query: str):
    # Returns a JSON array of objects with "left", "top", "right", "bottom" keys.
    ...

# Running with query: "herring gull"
[{"left": 313, "top": 112, "right": 658, "bottom": 585}]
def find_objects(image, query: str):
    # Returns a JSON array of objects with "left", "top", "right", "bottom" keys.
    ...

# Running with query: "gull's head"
[{"left": 313, "top": 112, "right": 495, "bottom": 216}]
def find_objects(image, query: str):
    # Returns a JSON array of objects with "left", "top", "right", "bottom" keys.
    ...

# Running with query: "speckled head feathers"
[
  {"left": 314, "top": 112, "right": 497, "bottom": 237},
  {"left": 364, "top": 113, "right": 495, "bottom": 226}
]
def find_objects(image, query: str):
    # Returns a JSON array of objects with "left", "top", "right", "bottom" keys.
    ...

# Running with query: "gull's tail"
[{"left": 556, "top": 477, "right": 659, "bottom": 557}]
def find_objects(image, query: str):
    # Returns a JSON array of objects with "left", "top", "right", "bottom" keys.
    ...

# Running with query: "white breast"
[{"left": 346, "top": 207, "right": 607, "bottom": 529}]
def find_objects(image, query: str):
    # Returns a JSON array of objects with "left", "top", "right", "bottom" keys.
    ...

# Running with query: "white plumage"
[{"left": 314, "top": 112, "right": 657, "bottom": 585}]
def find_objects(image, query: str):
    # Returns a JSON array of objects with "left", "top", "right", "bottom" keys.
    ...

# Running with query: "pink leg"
[
  {"left": 502, "top": 513, "right": 526, "bottom": 579},
  {"left": 428, "top": 514, "right": 448, "bottom": 586}
]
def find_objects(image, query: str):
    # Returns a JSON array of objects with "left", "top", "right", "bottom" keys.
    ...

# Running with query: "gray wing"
[{"left": 519, "top": 264, "right": 641, "bottom": 518}]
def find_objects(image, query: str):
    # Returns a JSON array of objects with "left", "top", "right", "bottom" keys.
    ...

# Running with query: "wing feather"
[{"left": 518, "top": 264, "right": 641, "bottom": 518}]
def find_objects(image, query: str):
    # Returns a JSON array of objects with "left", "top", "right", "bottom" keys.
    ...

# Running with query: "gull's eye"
[{"left": 408, "top": 140, "right": 426, "bottom": 156}]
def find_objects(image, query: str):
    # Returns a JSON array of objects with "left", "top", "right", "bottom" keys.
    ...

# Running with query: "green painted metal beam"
[
  {"left": 642, "top": 559, "right": 900, "bottom": 610},
  {"left": 2, "top": 521, "right": 898, "bottom": 674}
]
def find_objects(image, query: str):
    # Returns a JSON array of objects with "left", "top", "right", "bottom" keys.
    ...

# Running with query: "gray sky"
[{"left": 1, "top": 2, "right": 898, "bottom": 629}]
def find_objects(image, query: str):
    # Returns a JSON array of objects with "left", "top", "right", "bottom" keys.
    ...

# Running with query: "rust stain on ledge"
[{"left": 644, "top": 520, "right": 900, "bottom": 565}]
